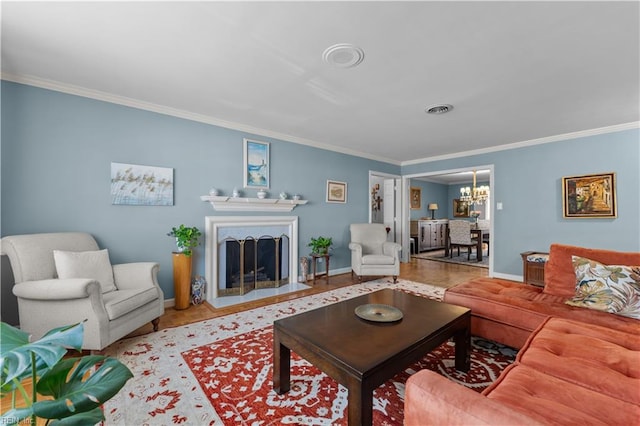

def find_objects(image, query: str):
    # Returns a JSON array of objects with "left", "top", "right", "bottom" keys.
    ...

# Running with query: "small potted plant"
[
  {"left": 470, "top": 210, "right": 481, "bottom": 227},
  {"left": 168, "top": 224, "right": 202, "bottom": 257},
  {"left": 168, "top": 225, "right": 202, "bottom": 310},
  {"left": 308, "top": 236, "right": 333, "bottom": 255}
]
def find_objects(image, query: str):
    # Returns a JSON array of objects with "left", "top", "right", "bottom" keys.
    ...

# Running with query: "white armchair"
[
  {"left": 348, "top": 223, "right": 401, "bottom": 283},
  {"left": 1, "top": 232, "right": 164, "bottom": 350}
]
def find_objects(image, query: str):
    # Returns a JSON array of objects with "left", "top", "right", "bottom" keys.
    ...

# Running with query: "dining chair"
[
  {"left": 448, "top": 220, "right": 478, "bottom": 260},
  {"left": 476, "top": 219, "right": 490, "bottom": 256}
]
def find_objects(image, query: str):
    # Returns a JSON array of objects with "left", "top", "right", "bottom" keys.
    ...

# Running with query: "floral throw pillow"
[{"left": 565, "top": 256, "right": 640, "bottom": 319}]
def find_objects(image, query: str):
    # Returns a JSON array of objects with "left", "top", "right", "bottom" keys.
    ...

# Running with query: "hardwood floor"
[{"left": 133, "top": 257, "right": 487, "bottom": 335}]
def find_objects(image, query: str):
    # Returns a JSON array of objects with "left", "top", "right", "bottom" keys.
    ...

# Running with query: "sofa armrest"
[
  {"left": 12, "top": 279, "right": 101, "bottom": 300},
  {"left": 382, "top": 242, "right": 401, "bottom": 258},
  {"left": 348, "top": 243, "right": 363, "bottom": 265},
  {"left": 405, "top": 370, "right": 543, "bottom": 426},
  {"left": 112, "top": 262, "right": 160, "bottom": 291},
  {"left": 348, "top": 242, "right": 362, "bottom": 253}
]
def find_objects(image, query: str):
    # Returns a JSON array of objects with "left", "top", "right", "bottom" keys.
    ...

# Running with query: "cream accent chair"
[
  {"left": 448, "top": 220, "right": 478, "bottom": 261},
  {"left": 349, "top": 223, "right": 401, "bottom": 283},
  {"left": 1, "top": 232, "right": 164, "bottom": 350}
]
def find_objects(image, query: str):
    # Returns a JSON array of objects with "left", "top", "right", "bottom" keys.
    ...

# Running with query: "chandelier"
[{"left": 460, "top": 170, "right": 490, "bottom": 205}]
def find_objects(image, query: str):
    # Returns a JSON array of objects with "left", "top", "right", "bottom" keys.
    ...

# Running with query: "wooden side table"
[
  {"left": 311, "top": 253, "right": 330, "bottom": 284},
  {"left": 520, "top": 251, "right": 549, "bottom": 287}
]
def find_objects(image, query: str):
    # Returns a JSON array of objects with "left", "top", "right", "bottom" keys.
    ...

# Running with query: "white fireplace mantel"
[
  {"left": 200, "top": 195, "right": 308, "bottom": 212},
  {"left": 205, "top": 216, "right": 299, "bottom": 303}
]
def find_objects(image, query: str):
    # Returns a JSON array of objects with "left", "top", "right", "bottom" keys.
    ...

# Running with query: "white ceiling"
[{"left": 2, "top": 1, "right": 639, "bottom": 165}]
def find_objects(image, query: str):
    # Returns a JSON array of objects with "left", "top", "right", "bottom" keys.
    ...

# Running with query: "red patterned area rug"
[
  {"left": 102, "top": 279, "right": 516, "bottom": 425},
  {"left": 182, "top": 327, "right": 515, "bottom": 425}
]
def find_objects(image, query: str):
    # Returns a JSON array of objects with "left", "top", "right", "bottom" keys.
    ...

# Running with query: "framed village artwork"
[{"left": 562, "top": 172, "right": 617, "bottom": 218}]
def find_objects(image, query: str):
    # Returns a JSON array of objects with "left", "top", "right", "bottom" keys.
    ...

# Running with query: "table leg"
[
  {"left": 312, "top": 258, "right": 317, "bottom": 283},
  {"left": 325, "top": 255, "right": 330, "bottom": 283},
  {"left": 477, "top": 233, "right": 483, "bottom": 261},
  {"left": 347, "top": 383, "right": 372, "bottom": 426},
  {"left": 453, "top": 325, "right": 471, "bottom": 372},
  {"left": 273, "top": 331, "right": 290, "bottom": 393}
]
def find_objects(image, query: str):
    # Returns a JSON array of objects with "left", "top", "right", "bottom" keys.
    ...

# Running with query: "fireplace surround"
[{"left": 204, "top": 216, "right": 299, "bottom": 302}]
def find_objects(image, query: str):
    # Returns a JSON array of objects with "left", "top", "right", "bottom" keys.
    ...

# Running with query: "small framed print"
[
  {"left": 326, "top": 180, "right": 347, "bottom": 203},
  {"left": 562, "top": 172, "right": 617, "bottom": 218},
  {"left": 243, "top": 138, "right": 270, "bottom": 188},
  {"left": 410, "top": 187, "right": 421, "bottom": 210},
  {"left": 453, "top": 198, "right": 469, "bottom": 217}
]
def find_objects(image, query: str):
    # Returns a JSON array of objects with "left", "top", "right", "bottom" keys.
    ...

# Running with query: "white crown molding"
[
  {"left": 1, "top": 72, "right": 400, "bottom": 165},
  {"left": 402, "top": 121, "right": 640, "bottom": 166}
]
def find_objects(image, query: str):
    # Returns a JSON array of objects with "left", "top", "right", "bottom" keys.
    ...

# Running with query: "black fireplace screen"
[{"left": 219, "top": 234, "right": 289, "bottom": 296}]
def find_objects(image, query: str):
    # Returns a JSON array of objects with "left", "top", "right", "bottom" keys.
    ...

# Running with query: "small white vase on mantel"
[{"left": 256, "top": 189, "right": 268, "bottom": 199}]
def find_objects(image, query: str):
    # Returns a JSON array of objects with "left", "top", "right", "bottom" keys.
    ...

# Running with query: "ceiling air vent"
[{"left": 425, "top": 104, "right": 454, "bottom": 114}]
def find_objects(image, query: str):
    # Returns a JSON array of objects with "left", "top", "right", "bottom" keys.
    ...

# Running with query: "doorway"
[
  {"left": 401, "top": 165, "right": 494, "bottom": 275},
  {"left": 369, "top": 171, "right": 402, "bottom": 245}
]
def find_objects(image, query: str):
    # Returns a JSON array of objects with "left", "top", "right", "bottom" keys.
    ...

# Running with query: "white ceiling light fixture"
[
  {"left": 425, "top": 104, "right": 454, "bottom": 114},
  {"left": 322, "top": 43, "right": 365, "bottom": 68}
]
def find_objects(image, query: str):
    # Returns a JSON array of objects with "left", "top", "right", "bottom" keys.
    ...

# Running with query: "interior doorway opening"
[
  {"left": 401, "top": 165, "right": 494, "bottom": 275},
  {"left": 369, "top": 171, "right": 402, "bottom": 248}
]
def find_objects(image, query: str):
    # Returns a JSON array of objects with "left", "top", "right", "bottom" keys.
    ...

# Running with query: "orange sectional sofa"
[{"left": 404, "top": 244, "right": 640, "bottom": 425}]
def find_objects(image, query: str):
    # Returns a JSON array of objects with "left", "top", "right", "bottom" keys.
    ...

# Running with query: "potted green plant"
[
  {"left": 167, "top": 224, "right": 202, "bottom": 257},
  {"left": 308, "top": 236, "right": 333, "bottom": 255},
  {"left": 0, "top": 322, "right": 132, "bottom": 425},
  {"left": 167, "top": 225, "right": 202, "bottom": 310}
]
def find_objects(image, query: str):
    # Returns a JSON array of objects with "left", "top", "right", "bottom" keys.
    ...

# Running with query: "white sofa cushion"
[
  {"left": 362, "top": 254, "right": 395, "bottom": 265},
  {"left": 53, "top": 249, "right": 117, "bottom": 293},
  {"left": 103, "top": 287, "right": 160, "bottom": 320}
]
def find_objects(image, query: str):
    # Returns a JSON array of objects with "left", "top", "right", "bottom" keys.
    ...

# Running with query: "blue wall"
[
  {"left": 1, "top": 82, "right": 399, "bottom": 298},
  {"left": 403, "top": 130, "right": 640, "bottom": 276},
  {"left": 409, "top": 180, "right": 449, "bottom": 220},
  {"left": 3, "top": 81, "right": 639, "bottom": 293}
]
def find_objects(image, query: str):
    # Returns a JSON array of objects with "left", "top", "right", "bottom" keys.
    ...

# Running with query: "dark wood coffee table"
[{"left": 273, "top": 288, "right": 470, "bottom": 425}]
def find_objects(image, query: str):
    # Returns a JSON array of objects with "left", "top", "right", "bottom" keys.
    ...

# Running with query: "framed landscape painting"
[
  {"left": 243, "top": 139, "right": 270, "bottom": 188},
  {"left": 562, "top": 172, "right": 617, "bottom": 218},
  {"left": 110, "top": 162, "right": 174, "bottom": 206}
]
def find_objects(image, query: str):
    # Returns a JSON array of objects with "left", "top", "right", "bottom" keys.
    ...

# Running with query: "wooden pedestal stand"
[{"left": 172, "top": 252, "right": 192, "bottom": 310}]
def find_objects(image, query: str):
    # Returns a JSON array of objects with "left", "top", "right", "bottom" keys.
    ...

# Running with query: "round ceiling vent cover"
[
  {"left": 322, "top": 43, "right": 365, "bottom": 68},
  {"left": 425, "top": 104, "right": 454, "bottom": 114}
]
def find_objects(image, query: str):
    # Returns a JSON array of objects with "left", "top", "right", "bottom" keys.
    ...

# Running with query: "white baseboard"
[
  {"left": 491, "top": 272, "right": 523, "bottom": 282},
  {"left": 299, "top": 266, "right": 351, "bottom": 282}
]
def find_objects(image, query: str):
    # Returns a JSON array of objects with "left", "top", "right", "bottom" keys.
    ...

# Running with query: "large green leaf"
[
  {"left": 49, "top": 407, "right": 106, "bottom": 426},
  {"left": 1, "top": 323, "right": 83, "bottom": 390},
  {"left": 33, "top": 355, "right": 132, "bottom": 420}
]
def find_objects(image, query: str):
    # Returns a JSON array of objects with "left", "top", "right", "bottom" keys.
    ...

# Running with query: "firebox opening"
[{"left": 219, "top": 234, "right": 290, "bottom": 296}]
